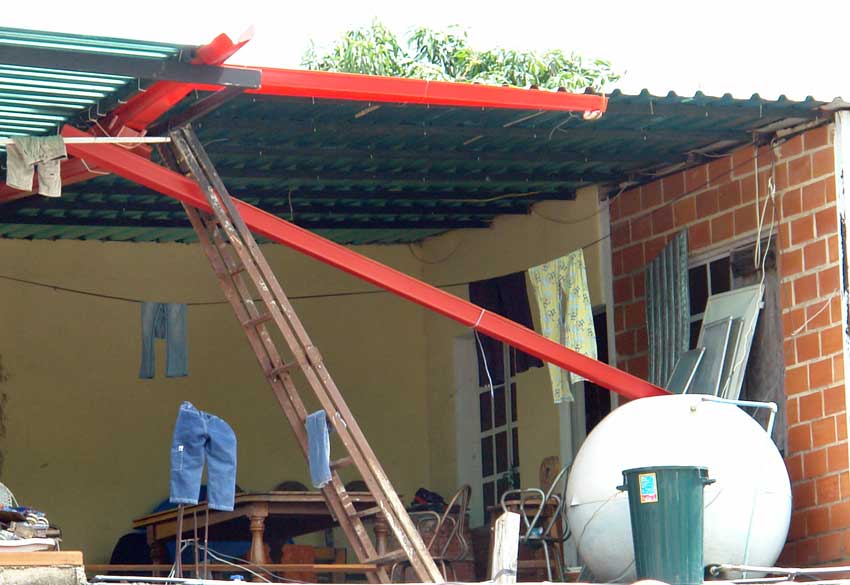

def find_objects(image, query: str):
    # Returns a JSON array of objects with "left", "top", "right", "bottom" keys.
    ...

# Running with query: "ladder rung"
[
  {"left": 269, "top": 361, "right": 299, "bottom": 379},
  {"left": 365, "top": 550, "right": 407, "bottom": 565},
  {"left": 241, "top": 314, "right": 273, "bottom": 329},
  {"left": 330, "top": 456, "right": 353, "bottom": 470},
  {"left": 228, "top": 263, "right": 247, "bottom": 276},
  {"left": 354, "top": 505, "right": 382, "bottom": 518}
]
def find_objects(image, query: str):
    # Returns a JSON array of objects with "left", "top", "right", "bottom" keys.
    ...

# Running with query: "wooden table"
[{"left": 132, "top": 491, "right": 387, "bottom": 569}]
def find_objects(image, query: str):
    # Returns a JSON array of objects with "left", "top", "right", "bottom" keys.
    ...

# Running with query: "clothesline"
[{"left": 0, "top": 136, "right": 170, "bottom": 146}]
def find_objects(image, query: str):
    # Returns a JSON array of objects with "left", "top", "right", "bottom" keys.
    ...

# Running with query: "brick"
[
  {"left": 789, "top": 512, "right": 806, "bottom": 541},
  {"left": 838, "top": 409, "right": 848, "bottom": 440},
  {"left": 830, "top": 501, "right": 850, "bottom": 529},
  {"left": 804, "top": 126, "right": 831, "bottom": 150},
  {"left": 616, "top": 330, "right": 636, "bottom": 356},
  {"left": 820, "top": 532, "right": 842, "bottom": 560},
  {"left": 787, "top": 397, "right": 800, "bottom": 425},
  {"left": 619, "top": 190, "right": 642, "bottom": 219},
  {"left": 802, "top": 179, "right": 828, "bottom": 209},
  {"left": 625, "top": 301, "right": 646, "bottom": 330},
  {"left": 613, "top": 276, "right": 633, "bottom": 304},
  {"left": 784, "top": 339, "right": 797, "bottom": 366},
  {"left": 818, "top": 266, "right": 840, "bottom": 294},
  {"left": 821, "top": 325, "right": 843, "bottom": 355},
  {"left": 812, "top": 416, "right": 837, "bottom": 447},
  {"left": 788, "top": 423, "right": 812, "bottom": 451},
  {"left": 785, "top": 364, "right": 809, "bottom": 395},
  {"left": 817, "top": 474, "right": 841, "bottom": 504},
  {"left": 787, "top": 452, "right": 803, "bottom": 481},
  {"left": 662, "top": 173, "right": 685, "bottom": 202},
  {"left": 731, "top": 145, "right": 754, "bottom": 171},
  {"left": 778, "top": 221, "right": 792, "bottom": 251},
  {"left": 634, "top": 326, "right": 648, "bottom": 354},
  {"left": 783, "top": 307, "right": 805, "bottom": 336},
  {"left": 781, "top": 248, "right": 804, "bottom": 278},
  {"left": 783, "top": 135, "right": 804, "bottom": 158},
  {"left": 644, "top": 236, "right": 667, "bottom": 263},
  {"left": 611, "top": 250, "right": 624, "bottom": 276},
  {"left": 811, "top": 358, "right": 835, "bottom": 388},
  {"left": 717, "top": 180, "right": 741, "bottom": 209},
  {"left": 778, "top": 542, "right": 797, "bottom": 565},
  {"left": 828, "top": 235, "right": 840, "bottom": 263},
  {"left": 688, "top": 220, "right": 711, "bottom": 251},
  {"left": 611, "top": 221, "right": 631, "bottom": 248},
  {"left": 793, "top": 479, "right": 816, "bottom": 507},
  {"left": 641, "top": 181, "right": 664, "bottom": 209},
  {"left": 796, "top": 331, "right": 820, "bottom": 363},
  {"left": 828, "top": 443, "right": 849, "bottom": 473},
  {"left": 793, "top": 273, "right": 819, "bottom": 303},
  {"left": 711, "top": 211, "right": 734, "bottom": 243},
  {"left": 739, "top": 174, "right": 756, "bottom": 203},
  {"left": 807, "top": 506, "right": 830, "bottom": 534},
  {"left": 782, "top": 280, "right": 794, "bottom": 307},
  {"left": 673, "top": 196, "right": 697, "bottom": 225},
  {"left": 610, "top": 195, "right": 622, "bottom": 221},
  {"left": 685, "top": 164, "right": 708, "bottom": 192},
  {"left": 734, "top": 205, "right": 757, "bottom": 235},
  {"left": 805, "top": 299, "right": 832, "bottom": 330},
  {"left": 812, "top": 148, "right": 835, "bottom": 178},
  {"left": 783, "top": 187, "right": 803, "bottom": 217},
  {"left": 696, "top": 188, "right": 719, "bottom": 216},
  {"left": 804, "top": 448, "right": 829, "bottom": 478},
  {"left": 803, "top": 239, "right": 827, "bottom": 270},
  {"left": 630, "top": 214, "right": 652, "bottom": 241},
  {"left": 707, "top": 156, "right": 732, "bottom": 184},
  {"left": 823, "top": 385, "right": 845, "bottom": 415},
  {"left": 614, "top": 305, "right": 625, "bottom": 331},
  {"left": 651, "top": 205, "right": 674, "bottom": 235},
  {"left": 791, "top": 215, "right": 815, "bottom": 245},
  {"left": 796, "top": 537, "right": 818, "bottom": 565},
  {"left": 621, "top": 243, "right": 644, "bottom": 271},
  {"left": 626, "top": 354, "right": 648, "bottom": 379},
  {"left": 774, "top": 162, "right": 790, "bottom": 191},
  {"left": 831, "top": 295, "right": 844, "bottom": 324},
  {"left": 799, "top": 392, "right": 823, "bottom": 421},
  {"left": 632, "top": 273, "right": 646, "bottom": 298},
  {"left": 788, "top": 155, "right": 813, "bottom": 185}
]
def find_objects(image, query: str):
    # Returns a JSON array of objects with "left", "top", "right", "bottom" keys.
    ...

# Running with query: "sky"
[{"left": 5, "top": 0, "right": 850, "bottom": 102}]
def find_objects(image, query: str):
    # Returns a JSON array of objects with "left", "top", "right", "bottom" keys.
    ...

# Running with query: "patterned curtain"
[
  {"left": 645, "top": 230, "right": 690, "bottom": 386},
  {"left": 528, "top": 249, "right": 597, "bottom": 403}
]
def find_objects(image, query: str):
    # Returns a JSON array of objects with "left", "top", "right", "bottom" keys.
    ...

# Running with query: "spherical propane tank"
[{"left": 565, "top": 394, "right": 791, "bottom": 582}]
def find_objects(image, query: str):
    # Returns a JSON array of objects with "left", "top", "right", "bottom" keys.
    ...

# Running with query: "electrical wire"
[{"left": 407, "top": 234, "right": 464, "bottom": 264}]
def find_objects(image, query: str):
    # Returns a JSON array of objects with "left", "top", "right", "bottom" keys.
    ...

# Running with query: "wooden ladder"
[{"left": 162, "top": 125, "right": 444, "bottom": 584}]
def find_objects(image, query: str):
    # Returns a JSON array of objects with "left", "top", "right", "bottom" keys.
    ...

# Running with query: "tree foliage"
[{"left": 302, "top": 22, "right": 619, "bottom": 92}]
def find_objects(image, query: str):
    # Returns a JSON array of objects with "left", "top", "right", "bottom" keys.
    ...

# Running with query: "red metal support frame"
[{"left": 62, "top": 125, "right": 665, "bottom": 401}]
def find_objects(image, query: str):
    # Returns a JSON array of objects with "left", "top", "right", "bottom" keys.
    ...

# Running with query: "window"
[
  {"left": 477, "top": 342, "right": 520, "bottom": 522},
  {"left": 688, "top": 256, "right": 732, "bottom": 349}
]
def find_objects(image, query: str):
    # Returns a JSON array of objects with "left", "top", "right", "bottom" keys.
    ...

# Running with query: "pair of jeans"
[
  {"left": 140, "top": 302, "right": 188, "bottom": 378},
  {"left": 169, "top": 401, "right": 237, "bottom": 511},
  {"left": 306, "top": 411, "right": 332, "bottom": 488}
]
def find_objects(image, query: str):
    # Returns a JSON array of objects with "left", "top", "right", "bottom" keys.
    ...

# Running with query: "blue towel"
[
  {"left": 140, "top": 302, "right": 188, "bottom": 378},
  {"left": 306, "top": 411, "right": 332, "bottom": 488}
]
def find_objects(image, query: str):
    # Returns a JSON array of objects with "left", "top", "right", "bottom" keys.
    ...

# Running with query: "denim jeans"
[
  {"left": 169, "top": 401, "right": 237, "bottom": 511},
  {"left": 140, "top": 302, "right": 188, "bottom": 379}
]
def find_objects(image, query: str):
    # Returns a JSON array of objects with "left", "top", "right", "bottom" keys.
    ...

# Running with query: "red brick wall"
[{"left": 609, "top": 124, "right": 847, "bottom": 565}]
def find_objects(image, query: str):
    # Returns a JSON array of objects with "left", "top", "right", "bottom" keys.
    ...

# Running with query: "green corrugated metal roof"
[
  {"left": 0, "top": 27, "right": 189, "bottom": 145},
  {"left": 0, "top": 28, "right": 836, "bottom": 245}
]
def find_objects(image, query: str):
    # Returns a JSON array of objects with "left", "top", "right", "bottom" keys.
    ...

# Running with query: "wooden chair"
[{"left": 390, "top": 485, "right": 472, "bottom": 582}]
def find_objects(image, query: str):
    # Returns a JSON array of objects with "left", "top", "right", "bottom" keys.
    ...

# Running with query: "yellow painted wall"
[
  {"left": 0, "top": 238, "right": 432, "bottom": 563},
  {"left": 415, "top": 187, "right": 605, "bottom": 508}
]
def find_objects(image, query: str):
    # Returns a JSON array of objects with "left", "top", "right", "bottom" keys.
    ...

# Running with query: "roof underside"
[{"left": 0, "top": 29, "right": 832, "bottom": 245}]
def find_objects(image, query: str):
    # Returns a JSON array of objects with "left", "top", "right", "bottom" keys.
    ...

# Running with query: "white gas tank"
[{"left": 565, "top": 394, "right": 791, "bottom": 582}]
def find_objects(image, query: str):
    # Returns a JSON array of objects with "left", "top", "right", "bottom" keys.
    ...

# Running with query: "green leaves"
[{"left": 301, "top": 21, "right": 620, "bottom": 92}]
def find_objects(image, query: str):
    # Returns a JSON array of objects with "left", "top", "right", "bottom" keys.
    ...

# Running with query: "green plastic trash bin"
[{"left": 618, "top": 466, "right": 714, "bottom": 585}]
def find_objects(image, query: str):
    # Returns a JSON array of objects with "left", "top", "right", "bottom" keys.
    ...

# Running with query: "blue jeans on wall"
[
  {"left": 169, "top": 401, "right": 237, "bottom": 511},
  {"left": 140, "top": 302, "right": 188, "bottom": 379}
]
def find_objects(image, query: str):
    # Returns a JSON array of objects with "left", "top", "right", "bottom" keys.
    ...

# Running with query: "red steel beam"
[
  {"left": 62, "top": 125, "right": 664, "bottom": 401},
  {"left": 247, "top": 68, "right": 608, "bottom": 113}
]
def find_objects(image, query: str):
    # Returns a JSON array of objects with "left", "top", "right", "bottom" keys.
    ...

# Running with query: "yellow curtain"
[{"left": 528, "top": 249, "right": 597, "bottom": 403}]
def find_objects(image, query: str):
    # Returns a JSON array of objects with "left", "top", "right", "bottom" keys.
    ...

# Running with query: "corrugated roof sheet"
[{"left": 0, "top": 27, "right": 190, "bottom": 145}]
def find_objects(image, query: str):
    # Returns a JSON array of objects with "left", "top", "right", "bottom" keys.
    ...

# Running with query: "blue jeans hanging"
[
  {"left": 169, "top": 401, "right": 237, "bottom": 511},
  {"left": 140, "top": 302, "right": 188, "bottom": 378}
]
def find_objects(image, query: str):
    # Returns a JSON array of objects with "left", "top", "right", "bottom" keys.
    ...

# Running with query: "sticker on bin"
[{"left": 638, "top": 472, "right": 658, "bottom": 503}]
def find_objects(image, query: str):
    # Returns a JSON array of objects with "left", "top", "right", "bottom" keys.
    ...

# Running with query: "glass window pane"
[
  {"left": 689, "top": 320, "right": 702, "bottom": 350},
  {"left": 512, "top": 427, "right": 520, "bottom": 468},
  {"left": 495, "top": 431, "right": 508, "bottom": 473},
  {"left": 494, "top": 385, "right": 507, "bottom": 428},
  {"left": 689, "top": 266, "right": 708, "bottom": 316},
  {"left": 510, "top": 383, "right": 518, "bottom": 423},
  {"left": 479, "top": 391, "right": 493, "bottom": 433},
  {"left": 481, "top": 436, "right": 494, "bottom": 478},
  {"left": 710, "top": 257, "right": 731, "bottom": 294},
  {"left": 496, "top": 476, "right": 510, "bottom": 502},
  {"left": 483, "top": 482, "right": 495, "bottom": 522}
]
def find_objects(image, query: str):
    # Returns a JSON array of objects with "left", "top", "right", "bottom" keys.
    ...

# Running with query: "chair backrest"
[
  {"left": 0, "top": 482, "right": 17, "bottom": 508},
  {"left": 424, "top": 484, "right": 471, "bottom": 561}
]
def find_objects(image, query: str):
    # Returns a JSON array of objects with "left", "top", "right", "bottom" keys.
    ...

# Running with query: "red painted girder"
[
  {"left": 62, "top": 125, "right": 664, "bottom": 401},
  {"left": 104, "top": 30, "right": 254, "bottom": 132},
  {"left": 247, "top": 68, "right": 608, "bottom": 112}
]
